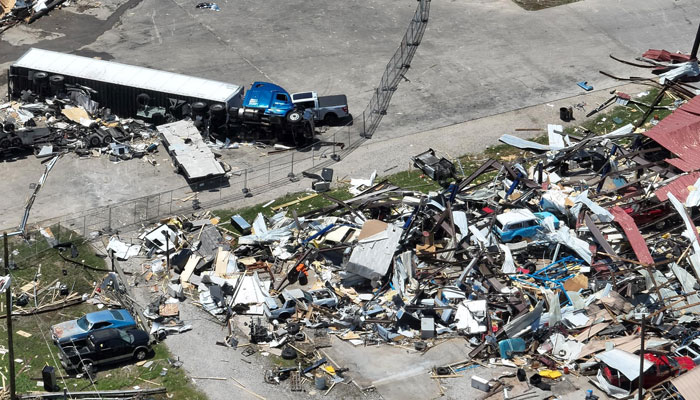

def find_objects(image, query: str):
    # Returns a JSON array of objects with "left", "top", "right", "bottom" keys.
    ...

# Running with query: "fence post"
[
  {"left": 331, "top": 130, "right": 340, "bottom": 161},
  {"left": 363, "top": 111, "right": 366, "bottom": 137},
  {"left": 288, "top": 153, "right": 297, "bottom": 181},
  {"left": 242, "top": 169, "right": 251, "bottom": 197}
]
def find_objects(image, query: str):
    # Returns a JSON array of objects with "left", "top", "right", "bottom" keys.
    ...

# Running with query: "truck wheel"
[
  {"left": 33, "top": 71, "right": 48, "bottom": 83},
  {"left": 102, "top": 135, "right": 113, "bottom": 145},
  {"left": 286, "top": 109, "right": 303, "bottom": 124},
  {"left": 80, "top": 360, "right": 94, "bottom": 375},
  {"left": 89, "top": 136, "right": 102, "bottom": 147},
  {"left": 0, "top": 139, "right": 9, "bottom": 149},
  {"left": 10, "top": 137, "right": 22, "bottom": 147},
  {"left": 323, "top": 113, "right": 338, "bottom": 126},
  {"left": 133, "top": 348, "right": 148, "bottom": 361}
]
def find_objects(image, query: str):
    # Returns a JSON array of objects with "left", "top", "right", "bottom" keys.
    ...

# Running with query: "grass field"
[{"left": 0, "top": 228, "right": 205, "bottom": 399}]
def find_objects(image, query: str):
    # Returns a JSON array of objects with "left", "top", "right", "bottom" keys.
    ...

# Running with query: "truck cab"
[{"left": 241, "top": 82, "right": 303, "bottom": 124}]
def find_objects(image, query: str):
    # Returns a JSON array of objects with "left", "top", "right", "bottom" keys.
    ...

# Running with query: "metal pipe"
[
  {"left": 638, "top": 315, "right": 645, "bottom": 400},
  {"left": 691, "top": 22, "right": 700, "bottom": 60}
]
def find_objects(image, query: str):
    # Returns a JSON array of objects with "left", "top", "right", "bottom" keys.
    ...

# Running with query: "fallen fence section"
[{"left": 18, "top": 387, "right": 166, "bottom": 399}]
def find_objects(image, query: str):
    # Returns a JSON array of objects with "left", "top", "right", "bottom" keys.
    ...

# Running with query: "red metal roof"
[
  {"left": 644, "top": 96, "right": 700, "bottom": 172},
  {"left": 655, "top": 172, "right": 700, "bottom": 203},
  {"left": 642, "top": 49, "right": 691, "bottom": 63},
  {"left": 609, "top": 206, "right": 654, "bottom": 265}
]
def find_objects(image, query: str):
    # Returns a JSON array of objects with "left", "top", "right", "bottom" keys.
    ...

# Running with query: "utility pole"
[
  {"left": 690, "top": 22, "right": 700, "bottom": 60},
  {"left": 638, "top": 315, "right": 646, "bottom": 400},
  {"left": 4, "top": 232, "right": 16, "bottom": 400}
]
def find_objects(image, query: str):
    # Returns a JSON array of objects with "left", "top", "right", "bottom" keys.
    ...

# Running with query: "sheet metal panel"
[
  {"left": 644, "top": 96, "right": 700, "bottom": 172},
  {"left": 12, "top": 48, "right": 242, "bottom": 104},
  {"left": 654, "top": 172, "right": 700, "bottom": 202},
  {"left": 609, "top": 206, "right": 654, "bottom": 265}
]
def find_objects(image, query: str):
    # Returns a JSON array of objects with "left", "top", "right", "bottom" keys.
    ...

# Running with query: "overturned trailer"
[{"left": 8, "top": 48, "right": 244, "bottom": 118}]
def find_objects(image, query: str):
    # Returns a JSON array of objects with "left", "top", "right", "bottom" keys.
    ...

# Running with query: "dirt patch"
[{"left": 512, "top": 0, "right": 581, "bottom": 11}]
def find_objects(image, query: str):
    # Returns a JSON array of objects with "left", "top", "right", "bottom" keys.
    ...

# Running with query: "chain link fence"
[{"left": 15, "top": 0, "right": 431, "bottom": 238}]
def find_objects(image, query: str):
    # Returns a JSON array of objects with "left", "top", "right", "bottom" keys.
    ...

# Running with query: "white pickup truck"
[{"left": 291, "top": 91, "right": 349, "bottom": 125}]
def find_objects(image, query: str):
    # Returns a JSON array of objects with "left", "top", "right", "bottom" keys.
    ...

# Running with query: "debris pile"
[
  {"left": 1, "top": 0, "right": 70, "bottom": 31},
  {"left": 104, "top": 46, "right": 700, "bottom": 397},
  {"left": 0, "top": 88, "right": 162, "bottom": 161}
]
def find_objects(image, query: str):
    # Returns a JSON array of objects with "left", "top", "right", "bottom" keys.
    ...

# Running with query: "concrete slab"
[{"left": 323, "top": 336, "right": 468, "bottom": 399}]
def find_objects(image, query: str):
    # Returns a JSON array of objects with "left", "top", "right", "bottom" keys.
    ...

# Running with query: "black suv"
[{"left": 58, "top": 328, "right": 151, "bottom": 373}]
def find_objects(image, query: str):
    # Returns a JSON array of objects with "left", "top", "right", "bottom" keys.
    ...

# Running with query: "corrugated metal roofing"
[
  {"left": 13, "top": 48, "right": 242, "bottom": 103},
  {"left": 672, "top": 362, "right": 700, "bottom": 400},
  {"left": 644, "top": 96, "right": 700, "bottom": 172},
  {"left": 654, "top": 172, "right": 700, "bottom": 202},
  {"left": 609, "top": 206, "right": 654, "bottom": 265}
]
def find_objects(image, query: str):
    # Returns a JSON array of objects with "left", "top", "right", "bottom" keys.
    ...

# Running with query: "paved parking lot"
[{"left": 1, "top": 0, "right": 700, "bottom": 232}]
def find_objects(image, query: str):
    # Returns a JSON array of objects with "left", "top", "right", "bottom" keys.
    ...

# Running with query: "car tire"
[
  {"left": 323, "top": 113, "right": 338, "bottom": 125},
  {"left": 89, "top": 135, "right": 102, "bottom": 147},
  {"left": 278, "top": 313, "right": 291, "bottom": 320},
  {"left": 134, "top": 348, "right": 148, "bottom": 361},
  {"left": 281, "top": 346, "right": 297, "bottom": 360},
  {"left": 0, "top": 139, "right": 9, "bottom": 149},
  {"left": 286, "top": 109, "right": 303, "bottom": 124},
  {"left": 512, "top": 236, "right": 522, "bottom": 243},
  {"left": 286, "top": 322, "right": 300, "bottom": 335},
  {"left": 10, "top": 137, "right": 21, "bottom": 147}
]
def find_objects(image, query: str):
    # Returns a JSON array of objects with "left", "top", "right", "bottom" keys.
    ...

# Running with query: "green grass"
[
  {"left": 483, "top": 135, "right": 548, "bottom": 162},
  {"left": 213, "top": 187, "right": 354, "bottom": 232},
  {"left": 0, "top": 229, "right": 206, "bottom": 399},
  {"left": 213, "top": 162, "right": 478, "bottom": 231},
  {"left": 564, "top": 87, "right": 676, "bottom": 136}
]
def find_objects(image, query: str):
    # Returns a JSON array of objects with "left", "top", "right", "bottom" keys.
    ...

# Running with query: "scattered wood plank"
[{"left": 271, "top": 194, "right": 319, "bottom": 211}]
